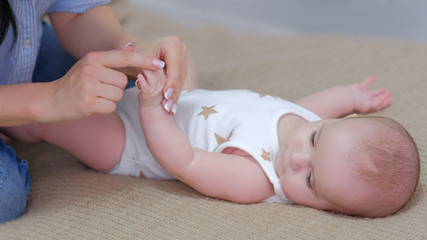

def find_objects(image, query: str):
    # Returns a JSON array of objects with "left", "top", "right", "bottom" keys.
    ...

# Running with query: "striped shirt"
[{"left": 0, "top": 0, "right": 110, "bottom": 85}]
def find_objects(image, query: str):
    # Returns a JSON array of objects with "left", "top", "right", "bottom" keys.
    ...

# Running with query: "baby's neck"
[{"left": 277, "top": 114, "right": 307, "bottom": 146}]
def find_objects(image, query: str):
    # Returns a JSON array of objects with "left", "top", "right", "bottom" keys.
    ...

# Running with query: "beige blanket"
[{"left": 1, "top": 1, "right": 426, "bottom": 239}]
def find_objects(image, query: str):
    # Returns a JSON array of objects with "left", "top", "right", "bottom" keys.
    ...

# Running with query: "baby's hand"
[
  {"left": 349, "top": 77, "right": 392, "bottom": 113},
  {"left": 136, "top": 70, "right": 165, "bottom": 108}
]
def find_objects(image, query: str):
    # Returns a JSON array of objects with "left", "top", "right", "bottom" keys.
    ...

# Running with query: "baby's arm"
[
  {"left": 137, "top": 71, "right": 273, "bottom": 203},
  {"left": 295, "top": 77, "right": 392, "bottom": 118}
]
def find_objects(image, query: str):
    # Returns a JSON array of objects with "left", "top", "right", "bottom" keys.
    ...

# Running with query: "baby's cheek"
[
  {"left": 281, "top": 179, "right": 307, "bottom": 204},
  {"left": 280, "top": 179, "right": 293, "bottom": 200}
]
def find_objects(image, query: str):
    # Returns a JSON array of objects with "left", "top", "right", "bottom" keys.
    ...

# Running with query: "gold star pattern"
[
  {"left": 139, "top": 171, "right": 146, "bottom": 179},
  {"left": 258, "top": 93, "right": 281, "bottom": 99},
  {"left": 197, "top": 105, "right": 218, "bottom": 120},
  {"left": 215, "top": 129, "right": 234, "bottom": 145},
  {"left": 261, "top": 148, "right": 271, "bottom": 161}
]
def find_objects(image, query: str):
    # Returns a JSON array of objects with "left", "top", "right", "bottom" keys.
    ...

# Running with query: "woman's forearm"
[
  {"left": 49, "top": 5, "right": 134, "bottom": 59},
  {"left": 0, "top": 83, "right": 55, "bottom": 126}
]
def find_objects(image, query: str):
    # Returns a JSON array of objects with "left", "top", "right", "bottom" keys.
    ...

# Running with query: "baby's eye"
[
  {"left": 306, "top": 171, "right": 312, "bottom": 189},
  {"left": 309, "top": 131, "right": 317, "bottom": 147}
]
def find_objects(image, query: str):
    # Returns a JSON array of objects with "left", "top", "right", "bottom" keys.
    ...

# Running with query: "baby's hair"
[{"left": 348, "top": 116, "right": 420, "bottom": 217}]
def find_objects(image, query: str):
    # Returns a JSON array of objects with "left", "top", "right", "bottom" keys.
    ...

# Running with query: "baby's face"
[{"left": 274, "top": 118, "right": 371, "bottom": 214}]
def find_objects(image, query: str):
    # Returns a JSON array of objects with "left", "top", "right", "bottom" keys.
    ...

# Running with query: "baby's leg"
[
  {"left": 2, "top": 113, "right": 124, "bottom": 172},
  {"left": 0, "top": 124, "right": 41, "bottom": 143}
]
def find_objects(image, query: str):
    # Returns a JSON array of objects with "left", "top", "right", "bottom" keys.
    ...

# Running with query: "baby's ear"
[{"left": 345, "top": 113, "right": 359, "bottom": 118}]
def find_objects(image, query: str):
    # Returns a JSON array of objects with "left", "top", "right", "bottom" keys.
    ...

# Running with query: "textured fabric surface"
[{"left": 1, "top": 0, "right": 426, "bottom": 239}]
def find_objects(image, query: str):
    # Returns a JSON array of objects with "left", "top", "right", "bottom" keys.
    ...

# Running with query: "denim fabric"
[
  {"left": 0, "top": 139, "right": 31, "bottom": 223},
  {"left": 1, "top": 22, "right": 76, "bottom": 223},
  {"left": 32, "top": 22, "right": 77, "bottom": 82}
]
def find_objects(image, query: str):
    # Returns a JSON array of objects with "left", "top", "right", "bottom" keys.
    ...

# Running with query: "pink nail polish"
[
  {"left": 153, "top": 59, "right": 165, "bottom": 69},
  {"left": 164, "top": 88, "right": 174, "bottom": 100},
  {"left": 163, "top": 99, "right": 173, "bottom": 112},
  {"left": 135, "top": 79, "right": 140, "bottom": 89},
  {"left": 121, "top": 42, "right": 134, "bottom": 50}
]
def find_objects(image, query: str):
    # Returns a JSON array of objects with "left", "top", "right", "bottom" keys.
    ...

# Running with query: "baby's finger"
[
  {"left": 142, "top": 70, "right": 155, "bottom": 87},
  {"left": 135, "top": 74, "right": 141, "bottom": 90},
  {"left": 377, "top": 97, "right": 392, "bottom": 110},
  {"left": 369, "top": 87, "right": 387, "bottom": 97},
  {"left": 380, "top": 91, "right": 392, "bottom": 103},
  {"left": 374, "top": 89, "right": 392, "bottom": 103},
  {"left": 361, "top": 76, "right": 376, "bottom": 89},
  {"left": 142, "top": 70, "right": 163, "bottom": 90},
  {"left": 374, "top": 92, "right": 392, "bottom": 110},
  {"left": 137, "top": 74, "right": 149, "bottom": 92}
]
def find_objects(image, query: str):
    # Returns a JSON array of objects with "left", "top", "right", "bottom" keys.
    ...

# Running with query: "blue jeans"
[
  {"left": 0, "top": 139, "right": 31, "bottom": 223},
  {"left": 32, "top": 21, "right": 77, "bottom": 82},
  {"left": 0, "top": 22, "right": 77, "bottom": 223}
]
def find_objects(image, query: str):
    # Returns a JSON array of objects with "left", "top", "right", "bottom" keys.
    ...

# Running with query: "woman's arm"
[
  {"left": 0, "top": 49, "right": 163, "bottom": 126},
  {"left": 0, "top": 83, "right": 53, "bottom": 126},
  {"left": 49, "top": 6, "right": 130, "bottom": 58},
  {"left": 137, "top": 71, "right": 273, "bottom": 203},
  {"left": 49, "top": 5, "right": 188, "bottom": 108},
  {"left": 295, "top": 77, "right": 392, "bottom": 118}
]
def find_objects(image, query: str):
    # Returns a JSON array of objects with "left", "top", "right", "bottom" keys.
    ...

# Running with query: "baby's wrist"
[{"left": 139, "top": 102, "right": 163, "bottom": 112}]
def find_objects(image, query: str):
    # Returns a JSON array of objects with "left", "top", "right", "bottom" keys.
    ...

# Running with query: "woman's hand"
[
  {"left": 131, "top": 37, "right": 188, "bottom": 114},
  {"left": 41, "top": 50, "right": 164, "bottom": 122},
  {"left": 349, "top": 77, "right": 393, "bottom": 113}
]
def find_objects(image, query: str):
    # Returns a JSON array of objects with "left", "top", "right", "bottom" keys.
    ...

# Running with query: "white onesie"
[{"left": 111, "top": 87, "right": 321, "bottom": 203}]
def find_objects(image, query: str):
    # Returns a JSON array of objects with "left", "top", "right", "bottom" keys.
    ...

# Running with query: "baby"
[{"left": 5, "top": 71, "right": 419, "bottom": 218}]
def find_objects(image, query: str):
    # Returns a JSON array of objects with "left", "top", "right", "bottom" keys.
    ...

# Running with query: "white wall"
[{"left": 130, "top": 0, "right": 427, "bottom": 43}]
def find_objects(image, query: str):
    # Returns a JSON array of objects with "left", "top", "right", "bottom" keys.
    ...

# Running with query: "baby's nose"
[{"left": 290, "top": 150, "right": 310, "bottom": 171}]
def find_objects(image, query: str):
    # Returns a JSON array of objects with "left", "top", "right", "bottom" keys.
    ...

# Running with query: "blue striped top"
[{"left": 0, "top": 0, "right": 111, "bottom": 85}]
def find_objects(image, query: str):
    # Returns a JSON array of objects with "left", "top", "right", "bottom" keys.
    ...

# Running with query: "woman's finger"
[
  {"left": 95, "top": 66, "right": 129, "bottom": 89},
  {"left": 84, "top": 50, "right": 164, "bottom": 72},
  {"left": 96, "top": 81, "right": 125, "bottom": 102},
  {"left": 161, "top": 39, "right": 188, "bottom": 102}
]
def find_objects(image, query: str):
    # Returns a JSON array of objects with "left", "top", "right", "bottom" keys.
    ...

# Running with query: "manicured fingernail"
[
  {"left": 121, "top": 42, "right": 134, "bottom": 50},
  {"left": 135, "top": 79, "right": 139, "bottom": 89},
  {"left": 171, "top": 104, "right": 177, "bottom": 114},
  {"left": 164, "top": 88, "right": 174, "bottom": 100},
  {"left": 163, "top": 99, "right": 173, "bottom": 112},
  {"left": 153, "top": 59, "right": 165, "bottom": 69}
]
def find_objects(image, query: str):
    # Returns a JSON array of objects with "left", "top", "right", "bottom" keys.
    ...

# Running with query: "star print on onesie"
[
  {"left": 214, "top": 130, "right": 234, "bottom": 151},
  {"left": 261, "top": 148, "right": 271, "bottom": 161},
  {"left": 112, "top": 88, "right": 321, "bottom": 203},
  {"left": 173, "top": 89, "right": 321, "bottom": 202},
  {"left": 197, "top": 105, "right": 218, "bottom": 120}
]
